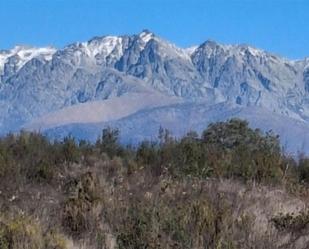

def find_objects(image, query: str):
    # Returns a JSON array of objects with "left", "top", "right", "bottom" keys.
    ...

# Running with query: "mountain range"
[{"left": 1, "top": 30, "right": 309, "bottom": 154}]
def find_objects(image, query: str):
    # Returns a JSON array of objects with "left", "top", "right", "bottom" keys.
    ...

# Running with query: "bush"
[
  {"left": 27, "top": 159, "right": 55, "bottom": 183},
  {"left": 60, "top": 136, "right": 80, "bottom": 163},
  {"left": 0, "top": 215, "right": 69, "bottom": 249},
  {"left": 0, "top": 131, "right": 59, "bottom": 183},
  {"left": 202, "top": 119, "right": 284, "bottom": 183},
  {"left": 298, "top": 158, "right": 309, "bottom": 184},
  {"left": 271, "top": 211, "right": 309, "bottom": 232},
  {"left": 0, "top": 150, "right": 8, "bottom": 178},
  {"left": 96, "top": 127, "right": 122, "bottom": 158},
  {"left": 115, "top": 193, "right": 235, "bottom": 249},
  {"left": 0, "top": 215, "right": 43, "bottom": 249},
  {"left": 44, "top": 230, "right": 68, "bottom": 249},
  {"left": 176, "top": 132, "right": 211, "bottom": 178},
  {"left": 62, "top": 172, "right": 100, "bottom": 235}
]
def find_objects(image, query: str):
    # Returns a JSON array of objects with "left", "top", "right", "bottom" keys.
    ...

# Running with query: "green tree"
[
  {"left": 298, "top": 157, "right": 309, "bottom": 183},
  {"left": 96, "top": 127, "right": 122, "bottom": 158},
  {"left": 202, "top": 119, "right": 283, "bottom": 182}
]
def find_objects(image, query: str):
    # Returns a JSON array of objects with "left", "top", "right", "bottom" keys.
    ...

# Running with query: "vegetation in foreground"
[{"left": 1, "top": 119, "right": 309, "bottom": 249}]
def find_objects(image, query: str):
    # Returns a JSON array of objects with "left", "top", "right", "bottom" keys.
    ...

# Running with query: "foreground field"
[{"left": 1, "top": 119, "right": 309, "bottom": 249}]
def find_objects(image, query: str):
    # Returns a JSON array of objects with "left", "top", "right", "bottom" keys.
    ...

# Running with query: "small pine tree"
[{"left": 97, "top": 127, "right": 121, "bottom": 158}]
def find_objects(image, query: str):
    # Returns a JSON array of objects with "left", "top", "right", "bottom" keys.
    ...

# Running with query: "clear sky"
[{"left": 0, "top": 0, "right": 308, "bottom": 59}]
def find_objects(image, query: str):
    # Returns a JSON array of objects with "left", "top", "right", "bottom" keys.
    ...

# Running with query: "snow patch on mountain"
[
  {"left": 82, "top": 36, "right": 124, "bottom": 60},
  {"left": 0, "top": 46, "right": 56, "bottom": 76},
  {"left": 1, "top": 30, "right": 309, "bottom": 155},
  {"left": 185, "top": 46, "right": 198, "bottom": 56},
  {"left": 139, "top": 30, "right": 154, "bottom": 45}
]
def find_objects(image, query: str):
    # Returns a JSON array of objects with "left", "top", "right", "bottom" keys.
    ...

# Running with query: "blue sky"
[{"left": 0, "top": 0, "right": 308, "bottom": 59}]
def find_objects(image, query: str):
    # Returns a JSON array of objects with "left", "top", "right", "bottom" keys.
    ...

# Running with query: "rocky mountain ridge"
[{"left": 1, "top": 30, "right": 309, "bottom": 154}]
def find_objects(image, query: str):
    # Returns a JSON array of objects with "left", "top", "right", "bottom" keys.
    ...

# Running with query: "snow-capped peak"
[
  {"left": 14, "top": 46, "right": 56, "bottom": 61},
  {"left": 139, "top": 30, "right": 155, "bottom": 43},
  {"left": 0, "top": 45, "right": 56, "bottom": 76},
  {"left": 1, "top": 31, "right": 309, "bottom": 156},
  {"left": 185, "top": 46, "right": 198, "bottom": 56},
  {"left": 82, "top": 36, "right": 123, "bottom": 58},
  {"left": 304, "top": 58, "right": 309, "bottom": 69},
  {"left": 241, "top": 45, "right": 263, "bottom": 57},
  {"left": 138, "top": 30, "right": 156, "bottom": 50},
  {"left": 137, "top": 30, "right": 192, "bottom": 60}
]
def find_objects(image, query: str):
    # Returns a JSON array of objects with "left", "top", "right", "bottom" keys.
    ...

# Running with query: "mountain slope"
[
  {"left": 0, "top": 46, "right": 56, "bottom": 81},
  {"left": 24, "top": 92, "right": 181, "bottom": 131},
  {"left": 1, "top": 30, "right": 309, "bottom": 153},
  {"left": 43, "top": 102, "right": 309, "bottom": 155}
]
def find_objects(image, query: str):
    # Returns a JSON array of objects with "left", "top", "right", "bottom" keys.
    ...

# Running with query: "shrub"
[
  {"left": 61, "top": 136, "right": 80, "bottom": 163},
  {"left": 271, "top": 211, "right": 309, "bottom": 232},
  {"left": 136, "top": 141, "right": 158, "bottom": 166},
  {"left": 116, "top": 195, "right": 234, "bottom": 249},
  {"left": 27, "top": 159, "right": 55, "bottom": 183},
  {"left": 62, "top": 172, "right": 100, "bottom": 235},
  {"left": 0, "top": 222, "right": 9, "bottom": 249},
  {"left": 202, "top": 119, "right": 283, "bottom": 183},
  {"left": 44, "top": 230, "right": 68, "bottom": 249},
  {"left": 0, "top": 150, "right": 8, "bottom": 178},
  {"left": 175, "top": 132, "right": 211, "bottom": 178},
  {"left": 298, "top": 158, "right": 309, "bottom": 184},
  {"left": 96, "top": 127, "right": 122, "bottom": 158},
  {"left": 0, "top": 215, "right": 44, "bottom": 249}
]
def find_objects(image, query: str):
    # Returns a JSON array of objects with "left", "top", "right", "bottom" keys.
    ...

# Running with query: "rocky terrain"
[{"left": 1, "top": 30, "right": 309, "bottom": 154}]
